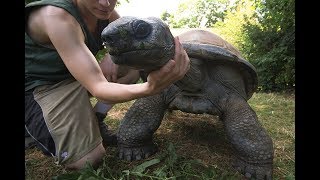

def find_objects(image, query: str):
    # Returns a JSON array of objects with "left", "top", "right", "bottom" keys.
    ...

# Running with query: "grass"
[{"left": 25, "top": 92, "right": 295, "bottom": 180}]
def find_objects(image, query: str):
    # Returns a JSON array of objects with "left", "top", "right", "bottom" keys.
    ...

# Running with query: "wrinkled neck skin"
[{"left": 174, "top": 56, "right": 204, "bottom": 93}]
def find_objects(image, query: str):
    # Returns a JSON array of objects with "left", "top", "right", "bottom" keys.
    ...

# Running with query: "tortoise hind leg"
[
  {"left": 221, "top": 94, "right": 274, "bottom": 180},
  {"left": 117, "top": 92, "right": 168, "bottom": 161}
]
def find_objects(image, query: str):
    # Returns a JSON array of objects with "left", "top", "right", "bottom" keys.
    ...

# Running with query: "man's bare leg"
[{"left": 65, "top": 143, "right": 106, "bottom": 170}]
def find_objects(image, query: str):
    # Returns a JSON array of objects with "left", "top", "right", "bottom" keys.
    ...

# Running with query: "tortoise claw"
[
  {"left": 118, "top": 143, "right": 158, "bottom": 161},
  {"left": 232, "top": 158, "right": 273, "bottom": 180}
]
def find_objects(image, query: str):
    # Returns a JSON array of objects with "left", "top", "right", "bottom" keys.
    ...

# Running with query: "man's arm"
[{"left": 37, "top": 6, "right": 190, "bottom": 104}]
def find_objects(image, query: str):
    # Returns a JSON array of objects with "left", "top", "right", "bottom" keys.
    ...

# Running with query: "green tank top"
[{"left": 25, "top": 0, "right": 109, "bottom": 91}]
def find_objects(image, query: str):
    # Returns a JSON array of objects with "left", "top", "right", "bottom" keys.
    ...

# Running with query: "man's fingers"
[
  {"left": 173, "top": 37, "right": 182, "bottom": 64},
  {"left": 173, "top": 36, "right": 190, "bottom": 78},
  {"left": 182, "top": 49, "right": 190, "bottom": 74},
  {"left": 160, "top": 60, "right": 176, "bottom": 74}
]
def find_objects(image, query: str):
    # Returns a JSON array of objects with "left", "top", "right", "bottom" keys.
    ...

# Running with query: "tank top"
[{"left": 25, "top": 0, "right": 109, "bottom": 91}]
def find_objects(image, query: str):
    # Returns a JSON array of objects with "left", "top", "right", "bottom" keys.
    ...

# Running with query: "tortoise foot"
[
  {"left": 118, "top": 143, "right": 158, "bottom": 161},
  {"left": 232, "top": 158, "right": 273, "bottom": 180}
]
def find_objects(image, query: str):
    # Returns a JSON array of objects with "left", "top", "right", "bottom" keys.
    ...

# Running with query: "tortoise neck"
[{"left": 174, "top": 58, "right": 204, "bottom": 92}]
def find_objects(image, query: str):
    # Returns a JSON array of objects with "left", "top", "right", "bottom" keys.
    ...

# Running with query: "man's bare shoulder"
[
  {"left": 27, "top": 5, "right": 81, "bottom": 45},
  {"left": 34, "top": 5, "right": 77, "bottom": 25}
]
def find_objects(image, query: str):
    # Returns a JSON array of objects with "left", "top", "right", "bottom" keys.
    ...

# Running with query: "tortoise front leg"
[
  {"left": 117, "top": 92, "right": 168, "bottom": 161},
  {"left": 221, "top": 94, "right": 274, "bottom": 180}
]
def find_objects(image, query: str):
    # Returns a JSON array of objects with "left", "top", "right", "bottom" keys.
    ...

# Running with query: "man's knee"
[{"left": 65, "top": 143, "right": 106, "bottom": 170}]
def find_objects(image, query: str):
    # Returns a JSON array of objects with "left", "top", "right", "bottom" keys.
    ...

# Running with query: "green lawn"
[{"left": 25, "top": 92, "right": 295, "bottom": 180}]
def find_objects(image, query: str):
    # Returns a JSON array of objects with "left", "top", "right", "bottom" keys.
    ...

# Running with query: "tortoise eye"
[{"left": 132, "top": 20, "right": 152, "bottom": 39}]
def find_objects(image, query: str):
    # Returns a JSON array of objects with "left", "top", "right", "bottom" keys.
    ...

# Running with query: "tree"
[
  {"left": 164, "top": 0, "right": 229, "bottom": 28},
  {"left": 242, "top": 0, "right": 295, "bottom": 91},
  {"left": 213, "top": 0, "right": 257, "bottom": 51}
]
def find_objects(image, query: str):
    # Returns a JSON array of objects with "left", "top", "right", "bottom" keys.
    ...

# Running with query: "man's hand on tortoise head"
[{"left": 146, "top": 37, "right": 190, "bottom": 94}]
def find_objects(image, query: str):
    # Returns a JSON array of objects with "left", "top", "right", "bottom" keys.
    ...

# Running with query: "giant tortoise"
[{"left": 101, "top": 16, "right": 274, "bottom": 179}]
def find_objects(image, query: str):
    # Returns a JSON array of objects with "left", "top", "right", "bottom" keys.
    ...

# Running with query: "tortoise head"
[{"left": 101, "top": 16, "right": 175, "bottom": 71}]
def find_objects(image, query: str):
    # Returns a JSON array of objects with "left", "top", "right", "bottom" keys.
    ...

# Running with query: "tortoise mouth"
[
  {"left": 109, "top": 48, "right": 150, "bottom": 56},
  {"left": 109, "top": 47, "right": 172, "bottom": 71}
]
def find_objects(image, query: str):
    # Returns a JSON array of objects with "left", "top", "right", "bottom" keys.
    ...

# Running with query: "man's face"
[{"left": 83, "top": 0, "right": 117, "bottom": 20}]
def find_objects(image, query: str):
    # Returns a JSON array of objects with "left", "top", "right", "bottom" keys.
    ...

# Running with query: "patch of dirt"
[
  {"left": 154, "top": 110, "right": 237, "bottom": 173},
  {"left": 25, "top": 148, "right": 66, "bottom": 180}
]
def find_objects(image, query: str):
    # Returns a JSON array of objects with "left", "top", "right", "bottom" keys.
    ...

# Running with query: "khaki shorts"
[{"left": 28, "top": 79, "right": 102, "bottom": 165}]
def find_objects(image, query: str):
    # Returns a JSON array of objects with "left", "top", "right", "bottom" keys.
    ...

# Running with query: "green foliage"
[
  {"left": 163, "top": 0, "right": 229, "bottom": 28},
  {"left": 95, "top": 49, "right": 108, "bottom": 63},
  {"left": 52, "top": 143, "right": 239, "bottom": 179},
  {"left": 116, "top": 0, "right": 130, "bottom": 7},
  {"left": 52, "top": 162, "right": 106, "bottom": 180},
  {"left": 213, "top": 0, "right": 295, "bottom": 92},
  {"left": 242, "top": 0, "right": 295, "bottom": 91},
  {"left": 213, "top": 0, "right": 256, "bottom": 50}
]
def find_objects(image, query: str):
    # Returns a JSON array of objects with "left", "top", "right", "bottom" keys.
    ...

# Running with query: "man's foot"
[{"left": 96, "top": 112, "right": 118, "bottom": 147}]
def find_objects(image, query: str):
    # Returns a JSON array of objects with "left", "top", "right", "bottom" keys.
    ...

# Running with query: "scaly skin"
[
  {"left": 117, "top": 92, "right": 274, "bottom": 180},
  {"left": 117, "top": 91, "right": 168, "bottom": 161},
  {"left": 221, "top": 94, "right": 273, "bottom": 179},
  {"left": 117, "top": 82, "right": 274, "bottom": 179}
]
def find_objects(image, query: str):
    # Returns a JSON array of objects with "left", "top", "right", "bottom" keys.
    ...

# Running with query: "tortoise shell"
[{"left": 178, "top": 29, "right": 258, "bottom": 99}]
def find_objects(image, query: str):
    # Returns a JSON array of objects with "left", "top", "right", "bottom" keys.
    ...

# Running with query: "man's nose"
[{"left": 98, "top": 0, "right": 110, "bottom": 7}]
